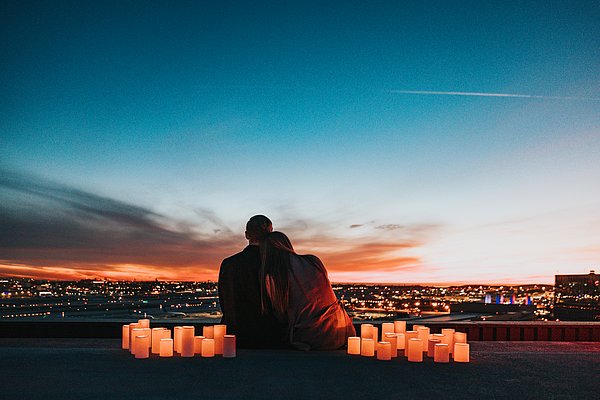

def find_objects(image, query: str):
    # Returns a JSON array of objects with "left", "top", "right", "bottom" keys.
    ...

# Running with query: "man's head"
[{"left": 245, "top": 215, "right": 273, "bottom": 244}]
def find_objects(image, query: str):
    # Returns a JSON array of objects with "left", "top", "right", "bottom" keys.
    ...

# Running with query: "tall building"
[{"left": 554, "top": 270, "right": 600, "bottom": 321}]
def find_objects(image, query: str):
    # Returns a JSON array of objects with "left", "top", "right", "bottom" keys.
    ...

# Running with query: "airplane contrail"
[{"left": 387, "top": 89, "right": 600, "bottom": 101}]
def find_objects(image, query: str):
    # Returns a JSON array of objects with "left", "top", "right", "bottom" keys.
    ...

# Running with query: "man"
[{"left": 218, "top": 215, "right": 283, "bottom": 347}]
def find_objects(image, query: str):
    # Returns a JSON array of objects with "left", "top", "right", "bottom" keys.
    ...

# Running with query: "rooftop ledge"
[{"left": 0, "top": 339, "right": 598, "bottom": 399}]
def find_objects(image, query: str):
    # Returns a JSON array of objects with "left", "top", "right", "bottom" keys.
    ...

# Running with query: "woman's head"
[{"left": 259, "top": 231, "right": 295, "bottom": 318}]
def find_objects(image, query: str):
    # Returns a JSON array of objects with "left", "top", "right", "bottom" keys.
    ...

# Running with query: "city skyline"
[{"left": 1, "top": 1, "right": 600, "bottom": 284}]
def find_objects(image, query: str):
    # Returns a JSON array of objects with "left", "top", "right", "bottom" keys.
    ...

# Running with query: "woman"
[{"left": 259, "top": 231, "right": 356, "bottom": 350}]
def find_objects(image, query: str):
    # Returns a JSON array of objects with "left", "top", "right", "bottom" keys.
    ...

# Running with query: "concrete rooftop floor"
[{"left": 1, "top": 339, "right": 599, "bottom": 399}]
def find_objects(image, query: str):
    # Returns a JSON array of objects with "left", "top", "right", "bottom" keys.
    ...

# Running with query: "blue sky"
[{"left": 1, "top": 1, "right": 599, "bottom": 282}]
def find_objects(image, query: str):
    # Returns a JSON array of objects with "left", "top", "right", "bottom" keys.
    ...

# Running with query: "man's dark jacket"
[{"left": 218, "top": 245, "right": 284, "bottom": 348}]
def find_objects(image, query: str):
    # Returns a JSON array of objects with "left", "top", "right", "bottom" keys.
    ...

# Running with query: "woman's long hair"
[{"left": 259, "top": 231, "right": 295, "bottom": 319}]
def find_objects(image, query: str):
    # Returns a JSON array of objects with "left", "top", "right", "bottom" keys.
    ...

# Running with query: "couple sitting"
[{"left": 218, "top": 215, "right": 356, "bottom": 350}]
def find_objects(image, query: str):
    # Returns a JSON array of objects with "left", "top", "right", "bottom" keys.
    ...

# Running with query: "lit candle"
[
  {"left": 194, "top": 336, "right": 205, "bottom": 354},
  {"left": 396, "top": 333, "right": 406, "bottom": 350},
  {"left": 347, "top": 337, "right": 361, "bottom": 355},
  {"left": 394, "top": 320, "right": 406, "bottom": 334},
  {"left": 407, "top": 338, "right": 423, "bottom": 362},
  {"left": 122, "top": 325, "right": 130, "bottom": 350},
  {"left": 181, "top": 326, "right": 195, "bottom": 357},
  {"left": 412, "top": 324, "right": 424, "bottom": 331},
  {"left": 130, "top": 328, "right": 144, "bottom": 354},
  {"left": 128, "top": 323, "right": 141, "bottom": 351},
  {"left": 161, "top": 329, "right": 171, "bottom": 340},
  {"left": 141, "top": 328, "right": 151, "bottom": 348},
  {"left": 159, "top": 338, "right": 173, "bottom": 357},
  {"left": 360, "top": 338, "right": 375, "bottom": 356},
  {"left": 376, "top": 342, "right": 391, "bottom": 361},
  {"left": 434, "top": 343, "right": 449, "bottom": 363},
  {"left": 404, "top": 331, "right": 417, "bottom": 357},
  {"left": 372, "top": 327, "right": 379, "bottom": 343},
  {"left": 203, "top": 325, "right": 214, "bottom": 339},
  {"left": 151, "top": 328, "right": 166, "bottom": 354},
  {"left": 384, "top": 333, "right": 398, "bottom": 357},
  {"left": 138, "top": 319, "right": 150, "bottom": 328},
  {"left": 214, "top": 324, "right": 226, "bottom": 355},
  {"left": 441, "top": 328, "right": 455, "bottom": 354},
  {"left": 174, "top": 326, "right": 183, "bottom": 353},
  {"left": 201, "top": 338, "right": 215, "bottom": 357},
  {"left": 381, "top": 322, "right": 394, "bottom": 337},
  {"left": 417, "top": 327, "right": 430, "bottom": 352},
  {"left": 360, "top": 324, "right": 373, "bottom": 340},
  {"left": 134, "top": 334, "right": 150, "bottom": 359},
  {"left": 223, "top": 335, "right": 236, "bottom": 358},
  {"left": 454, "top": 343, "right": 470, "bottom": 362},
  {"left": 427, "top": 338, "right": 441, "bottom": 357},
  {"left": 454, "top": 331, "right": 467, "bottom": 344}
]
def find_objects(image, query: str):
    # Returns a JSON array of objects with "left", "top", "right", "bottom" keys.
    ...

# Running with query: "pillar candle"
[
  {"left": 174, "top": 326, "right": 183, "bottom": 353},
  {"left": 381, "top": 322, "right": 394, "bottom": 337},
  {"left": 454, "top": 331, "right": 467, "bottom": 344},
  {"left": 194, "top": 336, "right": 205, "bottom": 354},
  {"left": 394, "top": 320, "right": 406, "bottom": 334},
  {"left": 404, "top": 331, "right": 418, "bottom": 357},
  {"left": 138, "top": 319, "right": 150, "bottom": 328},
  {"left": 372, "top": 327, "right": 379, "bottom": 343},
  {"left": 142, "top": 328, "right": 151, "bottom": 348},
  {"left": 407, "top": 338, "right": 423, "bottom": 362},
  {"left": 214, "top": 324, "right": 226, "bottom": 354},
  {"left": 347, "top": 337, "right": 361, "bottom": 355},
  {"left": 377, "top": 342, "right": 391, "bottom": 361},
  {"left": 441, "top": 328, "right": 455, "bottom": 354},
  {"left": 159, "top": 338, "right": 173, "bottom": 357},
  {"left": 384, "top": 333, "right": 398, "bottom": 357},
  {"left": 130, "top": 328, "right": 144, "bottom": 354},
  {"left": 454, "top": 343, "right": 470, "bottom": 362},
  {"left": 427, "top": 338, "right": 441, "bottom": 357},
  {"left": 360, "top": 324, "right": 373, "bottom": 340},
  {"left": 134, "top": 335, "right": 150, "bottom": 359},
  {"left": 396, "top": 333, "right": 406, "bottom": 350},
  {"left": 181, "top": 326, "right": 195, "bottom": 357},
  {"left": 413, "top": 324, "right": 424, "bottom": 331},
  {"left": 201, "top": 338, "right": 215, "bottom": 357},
  {"left": 128, "top": 323, "right": 141, "bottom": 351},
  {"left": 360, "top": 338, "right": 375, "bottom": 356},
  {"left": 223, "top": 335, "right": 236, "bottom": 358},
  {"left": 417, "top": 327, "right": 430, "bottom": 352},
  {"left": 434, "top": 343, "right": 449, "bottom": 363},
  {"left": 151, "top": 328, "right": 166, "bottom": 354},
  {"left": 203, "top": 325, "right": 214, "bottom": 339},
  {"left": 122, "top": 325, "right": 130, "bottom": 350}
]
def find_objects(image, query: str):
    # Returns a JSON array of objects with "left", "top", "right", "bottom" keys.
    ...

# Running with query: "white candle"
[
  {"left": 203, "top": 325, "right": 214, "bottom": 339},
  {"left": 427, "top": 338, "right": 441, "bottom": 357},
  {"left": 360, "top": 324, "right": 373, "bottom": 340},
  {"left": 223, "top": 335, "right": 236, "bottom": 358},
  {"left": 202, "top": 338, "right": 215, "bottom": 357},
  {"left": 151, "top": 328, "right": 166, "bottom": 354},
  {"left": 396, "top": 333, "right": 406, "bottom": 350},
  {"left": 174, "top": 326, "right": 183, "bottom": 353},
  {"left": 128, "top": 323, "right": 141, "bottom": 351},
  {"left": 134, "top": 334, "right": 150, "bottom": 359},
  {"left": 122, "top": 325, "right": 130, "bottom": 350},
  {"left": 376, "top": 342, "right": 391, "bottom": 361},
  {"left": 138, "top": 319, "right": 150, "bottom": 328},
  {"left": 181, "top": 326, "right": 195, "bottom": 357},
  {"left": 130, "top": 328, "right": 144, "bottom": 354},
  {"left": 441, "top": 328, "right": 455, "bottom": 354},
  {"left": 360, "top": 338, "right": 375, "bottom": 356},
  {"left": 404, "top": 331, "right": 418, "bottom": 357},
  {"left": 384, "top": 333, "right": 398, "bottom": 358},
  {"left": 381, "top": 322, "right": 394, "bottom": 337},
  {"left": 454, "top": 343, "right": 470, "bottom": 362},
  {"left": 347, "top": 337, "right": 361, "bottom": 355},
  {"left": 159, "top": 338, "right": 173, "bottom": 357},
  {"left": 394, "top": 320, "right": 406, "bottom": 334},
  {"left": 434, "top": 343, "right": 449, "bottom": 363},
  {"left": 417, "top": 327, "right": 430, "bottom": 352},
  {"left": 454, "top": 331, "right": 467, "bottom": 344},
  {"left": 194, "top": 336, "right": 205, "bottom": 354},
  {"left": 407, "top": 338, "right": 423, "bottom": 362},
  {"left": 214, "top": 324, "right": 227, "bottom": 355}
]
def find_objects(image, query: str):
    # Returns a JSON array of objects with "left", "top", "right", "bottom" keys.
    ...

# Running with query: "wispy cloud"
[{"left": 386, "top": 89, "right": 600, "bottom": 101}]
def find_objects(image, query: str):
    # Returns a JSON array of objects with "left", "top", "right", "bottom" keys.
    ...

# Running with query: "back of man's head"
[{"left": 245, "top": 215, "right": 273, "bottom": 243}]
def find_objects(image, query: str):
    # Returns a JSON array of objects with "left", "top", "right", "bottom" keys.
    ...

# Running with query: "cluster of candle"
[
  {"left": 121, "top": 319, "right": 236, "bottom": 359},
  {"left": 347, "top": 322, "right": 470, "bottom": 363}
]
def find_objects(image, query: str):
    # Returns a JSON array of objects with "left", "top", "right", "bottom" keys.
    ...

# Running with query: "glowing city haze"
[{"left": 1, "top": 1, "right": 599, "bottom": 284}]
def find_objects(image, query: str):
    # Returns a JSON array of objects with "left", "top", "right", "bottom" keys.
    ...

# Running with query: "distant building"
[{"left": 554, "top": 270, "right": 600, "bottom": 321}]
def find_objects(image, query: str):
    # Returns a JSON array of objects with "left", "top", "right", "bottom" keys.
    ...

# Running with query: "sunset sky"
[{"left": 1, "top": 1, "right": 599, "bottom": 283}]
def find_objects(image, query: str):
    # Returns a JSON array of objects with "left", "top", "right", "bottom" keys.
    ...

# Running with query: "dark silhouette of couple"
[{"left": 218, "top": 215, "right": 356, "bottom": 350}]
